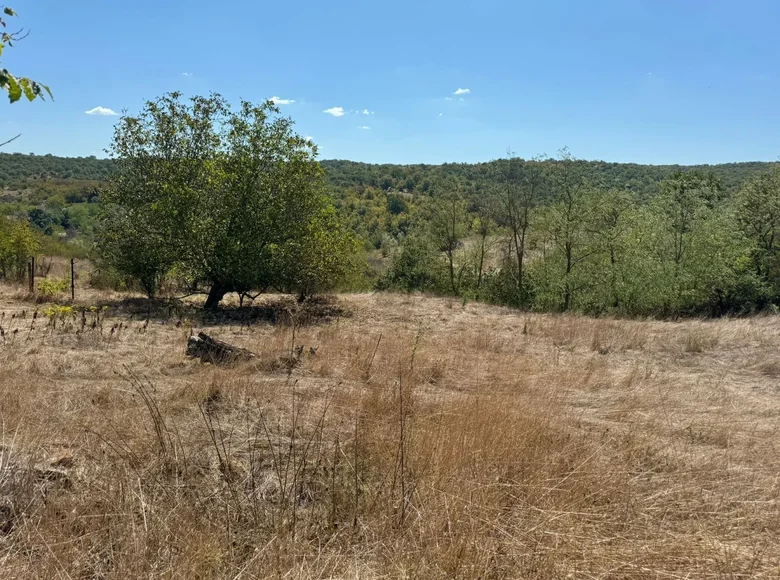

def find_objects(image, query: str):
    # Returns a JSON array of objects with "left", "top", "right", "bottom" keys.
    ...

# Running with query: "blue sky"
[{"left": 3, "top": 0, "right": 780, "bottom": 164}]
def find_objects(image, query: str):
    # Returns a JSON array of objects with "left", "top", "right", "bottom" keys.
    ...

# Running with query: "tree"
[
  {"left": 98, "top": 92, "right": 356, "bottom": 307},
  {"left": 583, "top": 188, "right": 638, "bottom": 310},
  {"left": 534, "top": 149, "right": 593, "bottom": 311},
  {"left": 470, "top": 212, "right": 496, "bottom": 293},
  {"left": 490, "top": 154, "right": 544, "bottom": 304},
  {"left": 428, "top": 191, "right": 469, "bottom": 295},
  {"left": 0, "top": 215, "right": 39, "bottom": 281},
  {"left": 736, "top": 166, "right": 780, "bottom": 287},
  {"left": 657, "top": 170, "right": 721, "bottom": 267}
]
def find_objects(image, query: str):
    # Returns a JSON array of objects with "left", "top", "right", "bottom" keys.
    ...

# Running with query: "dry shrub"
[
  {"left": 758, "top": 358, "right": 780, "bottom": 378},
  {"left": 680, "top": 326, "right": 720, "bottom": 353}
]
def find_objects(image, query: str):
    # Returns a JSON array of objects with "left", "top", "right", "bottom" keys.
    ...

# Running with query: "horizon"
[
  {"left": 2, "top": 150, "right": 778, "bottom": 170},
  {"left": 4, "top": 1, "right": 780, "bottom": 165}
]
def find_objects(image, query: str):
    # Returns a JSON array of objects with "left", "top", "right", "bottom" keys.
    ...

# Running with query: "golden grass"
[{"left": 2, "top": 287, "right": 780, "bottom": 578}]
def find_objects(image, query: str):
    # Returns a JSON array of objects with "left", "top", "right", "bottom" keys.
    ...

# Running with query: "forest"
[{"left": 1, "top": 148, "right": 779, "bottom": 316}]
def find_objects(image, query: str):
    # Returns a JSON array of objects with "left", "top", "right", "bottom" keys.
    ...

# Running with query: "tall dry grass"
[{"left": 1, "top": 290, "right": 780, "bottom": 577}]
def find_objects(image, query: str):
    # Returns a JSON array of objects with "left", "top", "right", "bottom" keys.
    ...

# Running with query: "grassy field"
[{"left": 1, "top": 285, "right": 780, "bottom": 578}]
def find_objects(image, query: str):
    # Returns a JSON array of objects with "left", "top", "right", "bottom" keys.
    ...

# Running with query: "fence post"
[
  {"left": 71, "top": 258, "right": 76, "bottom": 301},
  {"left": 29, "top": 256, "right": 35, "bottom": 294}
]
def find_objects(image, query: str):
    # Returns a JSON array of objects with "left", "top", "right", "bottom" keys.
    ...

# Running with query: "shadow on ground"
[{"left": 93, "top": 294, "right": 350, "bottom": 327}]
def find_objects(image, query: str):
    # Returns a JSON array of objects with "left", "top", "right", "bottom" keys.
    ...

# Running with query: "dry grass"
[{"left": 2, "top": 286, "right": 780, "bottom": 578}]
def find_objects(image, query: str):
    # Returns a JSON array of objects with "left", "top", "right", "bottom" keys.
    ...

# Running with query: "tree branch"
[{"left": 0, "top": 133, "right": 21, "bottom": 147}]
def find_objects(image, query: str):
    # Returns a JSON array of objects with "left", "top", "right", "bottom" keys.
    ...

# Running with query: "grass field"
[{"left": 1, "top": 286, "right": 780, "bottom": 578}]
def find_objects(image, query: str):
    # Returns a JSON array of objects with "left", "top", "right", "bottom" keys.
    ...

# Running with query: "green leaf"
[
  {"left": 19, "top": 77, "right": 35, "bottom": 101},
  {"left": 3, "top": 7, "right": 17, "bottom": 16},
  {"left": 40, "top": 83, "right": 53, "bottom": 100},
  {"left": 6, "top": 72, "right": 21, "bottom": 103}
]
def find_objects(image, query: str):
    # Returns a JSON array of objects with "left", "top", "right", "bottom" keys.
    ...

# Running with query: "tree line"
[
  {"left": 2, "top": 88, "right": 780, "bottom": 316},
  {"left": 379, "top": 150, "right": 780, "bottom": 316}
]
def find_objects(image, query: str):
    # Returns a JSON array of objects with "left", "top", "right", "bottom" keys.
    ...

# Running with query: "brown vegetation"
[{"left": 1, "top": 287, "right": 780, "bottom": 578}]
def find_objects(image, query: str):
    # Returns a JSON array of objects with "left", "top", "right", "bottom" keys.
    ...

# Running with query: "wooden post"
[
  {"left": 29, "top": 257, "right": 35, "bottom": 294},
  {"left": 71, "top": 259, "right": 75, "bottom": 301}
]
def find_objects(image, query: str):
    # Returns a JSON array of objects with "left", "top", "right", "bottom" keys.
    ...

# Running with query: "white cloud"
[
  {"left": 454, "top": 88, "right": 470, "bottom": 95},
  {"left": 270, "top": 96, "right": 295, "bottom": 105},
  {"left": 180, "top": 72, "right": 193, "bottom": 77},
  {"left": 357, "top": 126, "right": 371, "bottom": 130},
  {"left": 361, "top": 109, "right": 374, "bottom": 115},
  {"left": 439, "top": 113, "right": 443, "bottom": 117},
  {"left": 323, "top": 106, "right": 345, "bottom": 117},
  {"left": 85, "top": 106, "right": 118, "bottom": 116},
  {"left": 445, "top": 97, "right": 453, "bottom": 101}
]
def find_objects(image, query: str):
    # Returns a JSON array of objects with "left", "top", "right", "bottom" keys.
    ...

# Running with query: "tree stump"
[{"left": 186, "top": 332, "right": 256, "bottom": 365}]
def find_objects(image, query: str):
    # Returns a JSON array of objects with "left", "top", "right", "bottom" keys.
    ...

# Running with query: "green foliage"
[
  {"left": 378, "top": 233, "right": 448, "bottom": 294},
  {"left": 382, "top": 162, "right": 776, "bottom": 317},
  {"left": 0, "top": 6, "right": 51, "bottom": 104},
  {"left": 735, "top": 166, "right": 780, "bottom": 300},
  {"left": 37, "top": 277, "right": 69, "bottom": 297},
  {"left": 98, "top": 92, "right": 358, "bottom": 306},
  {"left": 0, "top": 215, "right": 38, "bottom": 281},
  {"left": 3, "top": 144, "right": 780, "bottom": 317}
]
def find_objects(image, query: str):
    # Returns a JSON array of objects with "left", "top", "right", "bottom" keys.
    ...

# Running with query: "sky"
[{"left": 3, "top": 0, "right": 780, "bottom": 165}]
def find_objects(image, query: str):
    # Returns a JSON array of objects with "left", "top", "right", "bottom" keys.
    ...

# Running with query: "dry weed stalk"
[{"left": 0, "top": 291, "right": 779, "bottom": 577}]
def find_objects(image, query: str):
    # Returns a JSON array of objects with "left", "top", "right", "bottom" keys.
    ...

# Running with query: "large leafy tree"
[{"left": 98, "top": 92, "right": 356, "bottom": 307}]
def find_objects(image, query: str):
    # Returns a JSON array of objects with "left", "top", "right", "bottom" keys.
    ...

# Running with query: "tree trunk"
[
  {"left": 476, "top": 237, "right": 486, "bottom": 290},
  {"left": 204, "top": 283, "right": 228, "bottom": 310},
  {"left": 447, "top": 250, "right": 457, "bottom": 295}
]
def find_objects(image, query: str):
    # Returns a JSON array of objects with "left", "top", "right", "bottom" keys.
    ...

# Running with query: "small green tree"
[
  {"left": 489, "top": 155, "right": 544, "bottom": 305},
  {"left": 428, "top": 191, "right": 470, "bottom": 295},
  {"left": 470, "top": 212, "right": 497, "bottom": 293},
  {"left": 0, "top": 216, "right": 39, "bottom": 281},
  {"left": 533, "top": 149, "right": 592, "bottom": 311}
]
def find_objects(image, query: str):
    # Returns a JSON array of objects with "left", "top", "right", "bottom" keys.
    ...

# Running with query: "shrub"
[{"left": 37, "top": 278, "right": 69, "bottom": 297}]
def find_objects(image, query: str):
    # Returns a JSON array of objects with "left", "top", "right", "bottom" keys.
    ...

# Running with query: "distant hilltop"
[{"left": 0, "top": 152, "right": 777, "bottom": 198}]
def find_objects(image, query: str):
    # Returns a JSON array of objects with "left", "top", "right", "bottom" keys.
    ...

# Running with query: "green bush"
[{"left": 37, "top": 277, "right": 69, "bottom": 297}]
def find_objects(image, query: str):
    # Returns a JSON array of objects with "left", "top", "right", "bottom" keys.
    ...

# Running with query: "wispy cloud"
[
  {"left": 85, "top": 106, "right": 118, "bottom": 116},
  {"left": 361, "top": 109, "right": 374, "bottom": 115},
  {"left": 323, "top": 106, "right": 345, "bottom": 117},
  {"left": 180, "top": 72, "right": 193, "bottom": 77},
  {"left": 270, "top": 96, "right": 295, "bottom": 105},
  {"left": 454, "top": 88, "right": 470, "bottom": 95},
  {"left": 357, "top": 126, "right": 371, "bottom": 130},
  {"left": 439, "top": 113, "right": 443, "bottom": 117},
  {"left": 445, "top": 97, "right": 453, "bottom": 101}
]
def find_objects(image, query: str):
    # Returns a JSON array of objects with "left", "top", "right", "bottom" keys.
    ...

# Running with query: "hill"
[{"left": 0, "top": 152, "right": 777, "bottom": 199}]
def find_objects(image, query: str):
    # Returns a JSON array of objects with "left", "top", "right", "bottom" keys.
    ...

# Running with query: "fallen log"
[{"left": 186, "top": 332, "right": 256, "bottom": 365}]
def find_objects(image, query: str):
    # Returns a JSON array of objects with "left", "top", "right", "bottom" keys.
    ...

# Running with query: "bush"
[
  {"left": 37, "top": 278, "right": 69, "bottom": 297},
  {"left": 377, "top": 234, "right": 448, "bottom": 294},
  {"left": 89, "top": 267, "right": 138, "bottom": 293}
]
